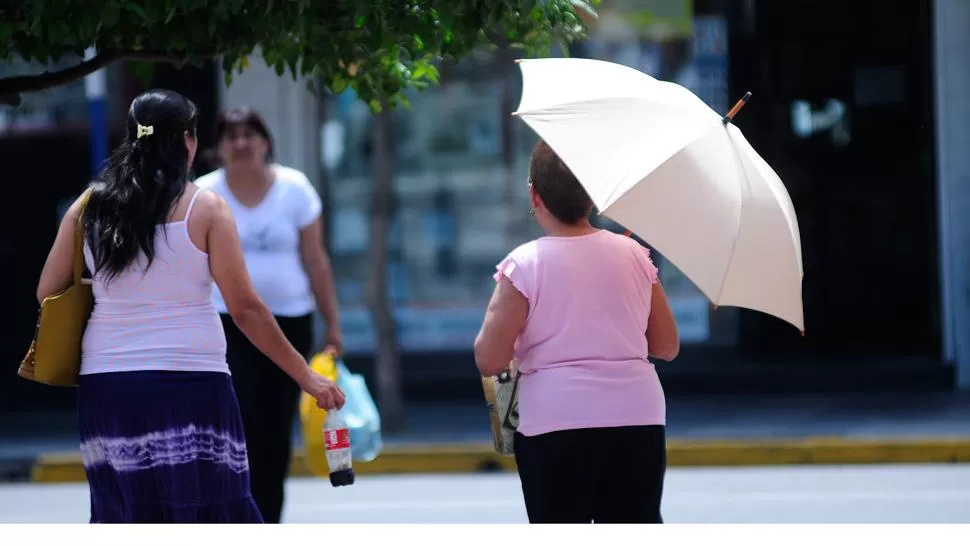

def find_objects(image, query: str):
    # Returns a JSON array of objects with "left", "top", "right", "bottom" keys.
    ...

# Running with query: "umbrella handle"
[{"left": 722, "top": 92, "right": 752, "bottom": 124}]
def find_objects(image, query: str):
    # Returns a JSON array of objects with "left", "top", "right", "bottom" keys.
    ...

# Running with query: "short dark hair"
[
  {"left": 215, "top": 106, "right": 274, "bottom": 162},
  {"left": 529, "top": 140, "right": 593, "bottom": 225}
]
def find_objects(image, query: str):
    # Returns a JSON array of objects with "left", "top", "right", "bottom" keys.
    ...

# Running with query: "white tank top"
[{"left": 80, "top": 189, "right": 229, "bottom": 375}]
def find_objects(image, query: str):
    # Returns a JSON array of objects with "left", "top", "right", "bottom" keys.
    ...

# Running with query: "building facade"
[
  {"left": 1, "top": 0, "right": 967, "bottom": 411},
  {"left": 218, "top": 0, "right": 970, "bottom": 393}
]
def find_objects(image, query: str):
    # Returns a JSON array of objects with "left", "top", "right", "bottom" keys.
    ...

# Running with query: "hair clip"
[{"left": 136, "top": 124, "right": 154, "bottom": 139}]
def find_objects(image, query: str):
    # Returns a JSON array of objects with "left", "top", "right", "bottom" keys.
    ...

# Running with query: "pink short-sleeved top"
[{"left": 494, "top": 229, "right": 665, "bottom": 437}]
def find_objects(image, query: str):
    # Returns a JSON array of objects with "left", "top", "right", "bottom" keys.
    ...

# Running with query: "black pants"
[
  {"left": 220, "top": 313, "right": 313, "bottom": 524},
  {"left": 513, "top": 425, "right": 666, "bottom": 523}
]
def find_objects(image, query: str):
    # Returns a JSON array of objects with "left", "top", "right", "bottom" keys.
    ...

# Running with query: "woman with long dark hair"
[
  {"left": 35, "top": 89, "right": 344, "bottom": 523},
  {"left": 195, "top": 107, "right": 343, "bottom": 523}
]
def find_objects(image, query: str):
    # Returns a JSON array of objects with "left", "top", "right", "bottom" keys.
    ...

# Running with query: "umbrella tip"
[
  {"left": 722, "top": 91, "right": 753, "bottom": 124},
  {"left": 514, "top": 59, "right": 525, "bottom": 64},
  {"left": 511, "top": 111, "right": 521, "bottom": 117}
]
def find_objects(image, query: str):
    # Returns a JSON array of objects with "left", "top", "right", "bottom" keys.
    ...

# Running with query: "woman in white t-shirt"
[{"left": 195, "top": 107, "right": 343, "bottom": 523}]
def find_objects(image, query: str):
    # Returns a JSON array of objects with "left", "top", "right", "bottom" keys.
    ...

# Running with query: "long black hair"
[{"left": 84, "top": 89, "right": 198, "bottom": 283}]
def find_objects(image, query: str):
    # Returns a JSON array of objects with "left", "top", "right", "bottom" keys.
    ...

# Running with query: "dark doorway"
[{"left": 726, "top": 0, "right": 939, "bottom": 360}]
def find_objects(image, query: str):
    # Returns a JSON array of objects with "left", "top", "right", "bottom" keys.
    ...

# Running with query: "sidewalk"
[{"left": 4, "top": 392, "right": 970, "bottom": 482}]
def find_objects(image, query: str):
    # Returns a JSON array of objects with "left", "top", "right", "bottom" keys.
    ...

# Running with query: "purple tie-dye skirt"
[{"left": 77, "top": 370, "right": 264, "bottom": 523}]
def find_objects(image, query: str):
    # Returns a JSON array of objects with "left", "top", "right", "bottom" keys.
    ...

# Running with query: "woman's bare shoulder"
[
  {"left": 186, "top": 186, "right": 234, "bottom": 230},
  {"left": 192, "top": 185, "right": 229, "bottom": 210},
  {"left": 505, "top": 239, "right": 541, "bottom": 264}
]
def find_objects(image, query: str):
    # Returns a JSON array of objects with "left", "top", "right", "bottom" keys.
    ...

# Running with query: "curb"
[{"left": 27, "top": 437, "right": 970, "bottom": 483}]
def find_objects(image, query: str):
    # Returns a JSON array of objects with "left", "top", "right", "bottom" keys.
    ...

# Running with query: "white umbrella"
[{"left": 513, "top": 57, "right": 804, "bottom": 332}]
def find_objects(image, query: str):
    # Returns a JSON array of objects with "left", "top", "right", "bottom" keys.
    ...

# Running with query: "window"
[{"left": 321, "top": 0, "right": 738, "bottom": 353}]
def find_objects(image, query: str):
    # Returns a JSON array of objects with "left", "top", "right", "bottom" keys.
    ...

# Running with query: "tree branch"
[{"left": 0, "top": 49, "right": 215, "bottom": 107}]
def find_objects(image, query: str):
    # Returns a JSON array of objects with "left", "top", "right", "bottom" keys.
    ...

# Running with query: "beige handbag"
[
  {"left": 18, "top": 190, "right": 93, "bottom": 387},
  {"left": 481, "top": 360, "right": 521, "bottom": 457}
]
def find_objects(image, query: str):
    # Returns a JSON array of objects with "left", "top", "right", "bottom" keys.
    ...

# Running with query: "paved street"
[{"left": 1, "top": 464, "right": 969, "bottom": 523}]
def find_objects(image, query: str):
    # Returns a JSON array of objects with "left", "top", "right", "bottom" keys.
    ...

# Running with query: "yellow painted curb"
[{"left": 29, "top": 437, "right": 970, "bottom": 483}]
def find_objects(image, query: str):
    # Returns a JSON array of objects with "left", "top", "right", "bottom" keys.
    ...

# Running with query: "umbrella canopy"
[{"left": 513, "top": 57, "right": 804, "bottom": 332}]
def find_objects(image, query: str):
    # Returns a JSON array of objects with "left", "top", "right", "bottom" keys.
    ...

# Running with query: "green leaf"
[
  {"left": 1, "top": 0, "right": 597, "bottom": 112},
  {"left": 102, "top": 2, "right": 121, "bottom": 29},
  {"left": 130, "top": 61, "right": 156, "bottom": 87},
  {"left": 330, "top": 73, "right": 349, "bottom": 94},
  {"left": 411, "top": 64, "right": 429, "bottom": 81},
  {"left": 122, "top": 2, "right": 152, "bottom": 23}
]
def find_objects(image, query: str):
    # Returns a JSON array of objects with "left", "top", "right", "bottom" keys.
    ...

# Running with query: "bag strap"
[
  {"left": 501, "top": 368, "right": 522, "bottom": 430},
  {"left": 72, "top": 189, "right": 94, "bottom": 284}
]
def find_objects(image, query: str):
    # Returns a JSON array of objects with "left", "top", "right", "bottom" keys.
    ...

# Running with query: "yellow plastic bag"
[{"left": 299, "top": 351, "right": 339, "bottom": 477}]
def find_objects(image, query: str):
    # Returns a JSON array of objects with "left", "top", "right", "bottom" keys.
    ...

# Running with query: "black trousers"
[
  {"left": 513, "top": 425, "right": 667, "bottom": 524},
  {"left": 220, "top": 313, "right": 313, "bottom": 524}
]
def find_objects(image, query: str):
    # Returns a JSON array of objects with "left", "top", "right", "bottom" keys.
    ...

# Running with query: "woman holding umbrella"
[{"left": 474, "top": 140, "right": 681, "bottom": 524}]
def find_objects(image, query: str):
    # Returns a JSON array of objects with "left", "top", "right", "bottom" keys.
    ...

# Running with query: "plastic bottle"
[{"left": 323, "top": 409, "right": 355, "bottom": 487}]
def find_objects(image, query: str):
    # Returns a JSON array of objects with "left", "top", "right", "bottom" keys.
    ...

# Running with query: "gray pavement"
[{"left": 2, "top": 464, "right": 969, "bottom": 523}]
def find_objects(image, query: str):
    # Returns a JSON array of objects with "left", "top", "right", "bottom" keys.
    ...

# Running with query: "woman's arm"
[
  {"left": 299, "top": 217, "right": 343, "bottom": 354},
  {"left": 474, "top": 276, "right": 529, "bottom": 377},
  {"left": 206, "top": 193, "right": 344, "bottom": 409},
  {"left": 36, "top": 195, "right": 86, "bottom": 303},
  {"left": 647, "top": 281, "right": 680, "bottom": 361}
]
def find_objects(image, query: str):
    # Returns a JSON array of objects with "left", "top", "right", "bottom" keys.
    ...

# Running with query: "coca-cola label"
[{"left": 325, "top": 428, "right": 351, "bottom": 451}]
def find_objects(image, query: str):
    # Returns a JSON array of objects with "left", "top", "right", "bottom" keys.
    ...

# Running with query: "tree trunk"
[
  {"left": 365, "top": 102, "right": 406, "bottom": 432},
  {"left": 498, "top": 46, "right": 518, "bottom": 246}
]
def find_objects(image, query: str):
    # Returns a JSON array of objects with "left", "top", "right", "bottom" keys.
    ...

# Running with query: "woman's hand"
[{"left": 298, "top": 369, "right": 346, "bottom": 410}]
